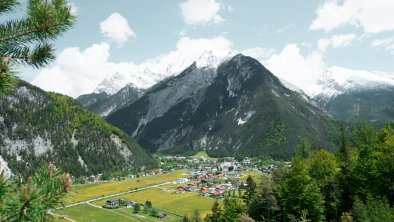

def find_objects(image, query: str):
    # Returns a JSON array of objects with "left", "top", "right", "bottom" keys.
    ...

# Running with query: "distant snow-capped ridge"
[
  {"left": 94, "top": 69, "right": 163, "bottom": 95},
  {"left": 308, "top": 66, "right": 394, "bottom": 99},
  {"left": 94, "top": 50, "right": 234, "bottom": 95},
  {"left": 95, "top": 52, "right": 394, "bottom": 98}
]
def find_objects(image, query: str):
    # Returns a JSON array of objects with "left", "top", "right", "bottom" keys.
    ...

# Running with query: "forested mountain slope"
[{"left": 0, "top": 82, "right": 154, "bottom": 177}]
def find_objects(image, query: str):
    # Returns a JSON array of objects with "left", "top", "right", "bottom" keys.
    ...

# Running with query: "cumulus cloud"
[
  {"left": 371, "top": 37, "right": 394, "bottom": 48},
  {"left": 179, "top": 0, "right": 224, "bottom": 25},
  {"left": 100, "top": 13, "right": 136, "bottom": 45},
  {"left": 241, "top": 47, "right": 276, "bottom": 61},
  {"left": 276, "top": 24, "right": 294, "bottom": 34},
  {"left": 30, "top": 37, "right": 392, "bottom": 99},
  {"left": 30, "top": 36, "right": 234, "bottom": 97},
  {"left": 318, "top": 33, "right": 356, "bottom": 52},
  {"left": 371, "top": 37, "right": 394, "bottom": 53},
  {"left": 139, "top": 36, "right": 234, "bottom": 75},
  {"left": 310, "top": 0, "right": 394, "bottom": 33},
  {"left": 264, "top": 44, "right": 326, "bottom": 94},
  {"left": 31, "top": 42, "right": 134, "bottom": 97}
]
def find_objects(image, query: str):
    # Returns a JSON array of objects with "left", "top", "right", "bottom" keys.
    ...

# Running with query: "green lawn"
[
  {"left": 92, "top": 188, "right": 216, "bottom": 217},
  {"left": 65, "top": 170, "right": 187, "bottom": 204},
  {"left": 241, "top": 170, "right": 263, "bottom": 183},
  {"left": 56, "top": 204, "right": 139, "bottom": 222},
  {"left": 190, "top": 151, "right": 218, "bottom": 161}
]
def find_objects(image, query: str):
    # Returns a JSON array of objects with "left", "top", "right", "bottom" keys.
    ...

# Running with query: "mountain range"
[
  {"left": 105, "top": 55, "right": 337, "bottom": 158},
  {"left": 81, "top": 53, "right": 394, "bottom": 125},
  {"left": 2, "top": 52, "right": 394, "bottom": 176}
]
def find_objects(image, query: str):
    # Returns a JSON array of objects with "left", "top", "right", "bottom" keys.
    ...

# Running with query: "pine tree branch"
[
  {"left": 0, "top": 43, "right": 54, "bottom": 68},
  {"left": 0, "top": 0, "right": 75, "bottom": 44},
  {"left": 0, "top": 0, "right": 18, "bottom": 14},
  {"left": 0, "top": 20, "right": 64, "bottom": 44}
]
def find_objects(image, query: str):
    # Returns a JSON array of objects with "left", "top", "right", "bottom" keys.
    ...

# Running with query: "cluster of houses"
[
  {"left": 105, "top": 199, "right": 138, "bottom": 208},
  {"left": 77, "top": 154, "right": 261, "bottom": 187},
  {"left": 175, "top": 182, "right": 237, "bottom": 198},
  {"left": 199, "top": 183, "right": 236, "bottom": 198},
  {"left": 169, "top": 159, "right": 248, "bottom": 198}
]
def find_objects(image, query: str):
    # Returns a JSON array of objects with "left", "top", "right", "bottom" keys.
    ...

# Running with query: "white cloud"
[
  {"left": 30, "top": 36, "right": 235, "bottom": 97},
  {"left": 241, "top": 47, "right": 276, "bottom": 61},
  {"left": 318, "top": 33, "right": 356, "bottom": 52},
  {"left": 310, "top": 0, "right": 394, "bottom": 33},
  {"left": 30, "top": 37, "right": 393, "bottom": 99},
  {"left": 371, "top": 37, "right": 394, "bottom": 53},
  {"left": 144, "top": 36, "right": 233, "bottom": 73},
  {"left": 263, "top": 43, "right": 394, "bottom": 97},
  {"left": 179, "top": 0, "right": 224, "bottom": 25},
  {"left": 31, "top": 42, "right": 135, "bottom": 97},
  {"left": 100, "top": 13, "right": 136, "bottom": 45},
  {"left": 276, "top": 24, "right": 294, "bottom": 34},
  {"left": 264, "top": 44, "right": 326, "bottom": 94},
  {"left": 386, "top": 44, "right": 394, "bottom": 52},
  {"left": 371, "top": 37, "right": 394, "bottom": 48}
]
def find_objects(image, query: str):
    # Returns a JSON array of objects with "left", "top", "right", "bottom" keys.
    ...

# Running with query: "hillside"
[
  {"left": 0, "top": 82, "right": 154, "bottom": 177},
  {"left": 107, "top": 54, "right": 338, "bottom": 159},
  {"left": 314, "top": 87, "right": 394, "bottom": 125},
  {"left": 77, "top": 84, "right": 142, "bottom": 117}
]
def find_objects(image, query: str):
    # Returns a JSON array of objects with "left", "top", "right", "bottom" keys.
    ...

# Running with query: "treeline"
[{"left": 184, "top": 122, "right": 394, "bottom": 221}]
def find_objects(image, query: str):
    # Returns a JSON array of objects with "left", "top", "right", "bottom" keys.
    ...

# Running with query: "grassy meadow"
[
  {"left": 56, "top": 204, "right": 139, "bottom": 222},
  {"left": 65, "top": 170, "right": 187, "bottom": 204},
  {"left": 190, "top": 151, "right": 218, "bottom": 161},
  {"left": 92, "top": 188, "right": 216, "bottom": 217}
]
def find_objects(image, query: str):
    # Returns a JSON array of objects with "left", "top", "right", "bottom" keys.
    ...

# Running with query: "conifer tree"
[
  {"left": 208, "top": 200, "right": 221, "bottom": 222},
  {"left": 181, "top": 215, "right": 192, "bottom": 222},
  {"left": 0, "top": 164, "right": 72, "bottom": 221},
  {"left": 242, "top": 175, "right": 256, "bottom": 205},
  {"left": 191, "top": 210, "right": 202, "bottom": 222},
  {"left": 338, "top": 123, "right": 353, "bottom": 212},
  {"left": 0, "top": 0, "right": 75, "bottom": 93}
]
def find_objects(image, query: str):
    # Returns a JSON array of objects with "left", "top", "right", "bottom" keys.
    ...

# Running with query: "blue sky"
[{"left": 9, "top": 0, "right": 394, "bottom": 97}]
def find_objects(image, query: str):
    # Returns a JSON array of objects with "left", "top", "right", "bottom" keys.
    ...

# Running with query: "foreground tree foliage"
[
  {"left": 0, "top": 0, "right": 75, "bottom": 93},
  {"left": 248, "top": 175, "right": 278, "bottom": 221},
  {"left": 0, "top": 165, "right": 71, "bottom": 222},
  {"left": 276, "top": 157, "right": 325, "bottom": 221},
  {"left": 198, "top": 122, "right": 394, "bottom": 222},
  {"left": 0, "top": 1, "right": 74, "bottom": 221}
]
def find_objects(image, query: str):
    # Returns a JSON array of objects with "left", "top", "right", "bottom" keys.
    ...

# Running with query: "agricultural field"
[
  {"left": 241, "top": 170, "right": 262, "bottom": 182},
  {"left": 56, "top": 204, "right": 182, "bottom": 222},
  {"left": 190, "top": 151, "right": 218, "bottom": 161},
  {"left": 55, "top": 204, "right": 139, "bottom": 222},
  {"left": 92, "top": 187, "right": 216, "bottom": 217},
  {"left": 65, "top": 170, "right": 187, "bottom": 204}
]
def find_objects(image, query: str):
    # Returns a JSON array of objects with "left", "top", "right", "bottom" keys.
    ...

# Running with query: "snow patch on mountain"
[
  {"left": 311, "top": 67, "right": 394, "bottom": 98},
  {"left": 237, "top": 111, "right": 255, "bottom": 125},
  {"left": 279, "top": 78, "right": 304, "bottom": 94},
  {"left": 94, "top": 51, "right": 230, "bottom": 95},
  {"left": 95, "top": 69, "right": 163, "bottom": 95}
]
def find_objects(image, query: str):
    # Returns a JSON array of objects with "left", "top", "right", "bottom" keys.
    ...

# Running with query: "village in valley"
[{"left": 56, "top": 151, "right": 289, "bottom": 221}]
